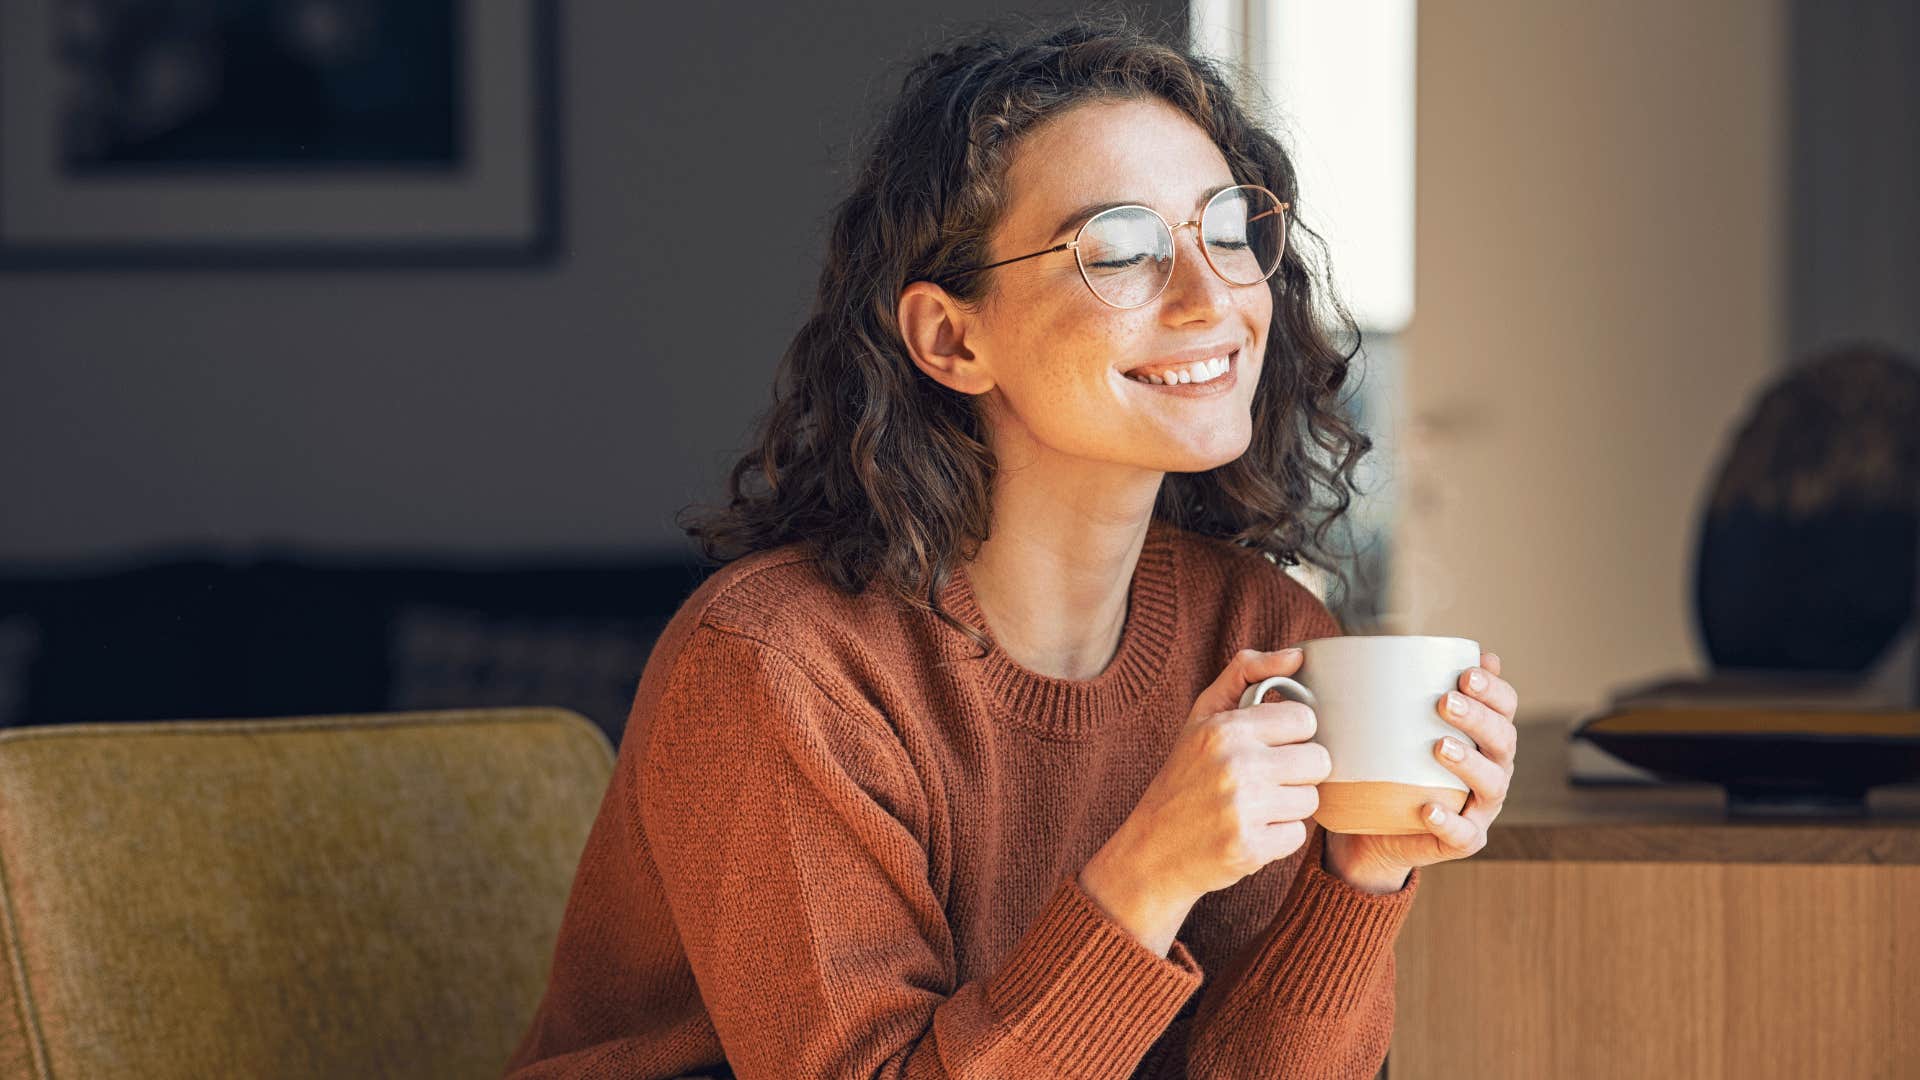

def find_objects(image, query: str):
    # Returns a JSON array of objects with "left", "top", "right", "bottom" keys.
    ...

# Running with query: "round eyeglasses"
[{"left": 954, "top": 184, "right": 1289, "bottom": 309}]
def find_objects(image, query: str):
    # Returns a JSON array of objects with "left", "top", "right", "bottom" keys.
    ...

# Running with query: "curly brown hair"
[{"left": 677, "top": 9, "right": 1377, "bottom": 657}]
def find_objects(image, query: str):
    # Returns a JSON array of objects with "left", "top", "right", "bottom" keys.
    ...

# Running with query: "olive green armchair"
[{"left": 0, "top": 707, "right": 614, "bottom": 1079}]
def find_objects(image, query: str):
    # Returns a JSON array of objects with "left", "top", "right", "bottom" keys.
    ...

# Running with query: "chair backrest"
[{"left": 0, "top": 707, "right": 614, "bottom": 1079}]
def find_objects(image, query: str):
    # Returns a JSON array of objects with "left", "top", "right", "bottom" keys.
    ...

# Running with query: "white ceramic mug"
[{"left": 1237, "top": 634, "right": 1481, "bottom": 835}]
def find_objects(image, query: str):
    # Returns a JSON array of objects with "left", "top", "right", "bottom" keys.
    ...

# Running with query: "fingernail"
[
  {"left": 1439, "top": 737, "right": 1465, "bottom": 761},
  {"left": 1468, "top": 669, "right": 1487, "bottom": 692},
  {"left": 1278, "top": 647, "right": 1302, "bottom": 660},
  {"left": 1446, "top": 692, "right": 1467, "bottom": 717},
  {"left": 1426, "top": 804, "right": 1445, "bottom": 824}
]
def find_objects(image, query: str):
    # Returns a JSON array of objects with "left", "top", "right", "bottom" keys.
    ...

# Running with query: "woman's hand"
[
  {"left": 1322, "top": 651, "right": 1520, "bottom": 893},
  {"left": 1078, "top": 648, "right": 1329, "bottom": 953}
]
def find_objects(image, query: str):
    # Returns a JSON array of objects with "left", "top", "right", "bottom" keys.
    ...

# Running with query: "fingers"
[
  {"left": 1432, "top": 736, "right": 1509, "bottom": 813},
  {"left": 1460, "top": 662, "right": 1519, "bottom": 723},
  {"left": 1418, "top": 798, "right": 1486, "bottom": 856},
  {"left": 1191, "top": 648, "right": 1306, "bottom": 720},
  {"left": 1261, "top": 818, "right": 1310, "bottom": 859},
  {"left": 1236, "top": 647, "right": 1305, "bottom": 691},
  {"left": 1258, "top": 779, "right": 1320, "bottom": 824},
  {"left": 1266, "top": 740, "right": 1332, "bottom": 785},
  {"left": 1438, "top": 687, "right": 1518, "bottom": 767},
  {"left": 1237, "top": 699, "right": 1319, "bottom": 748}
]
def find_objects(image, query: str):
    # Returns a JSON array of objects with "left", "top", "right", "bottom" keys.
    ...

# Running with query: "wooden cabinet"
[{"left": 1386, "top": 718, "right": 1920, "bottom": 1078}]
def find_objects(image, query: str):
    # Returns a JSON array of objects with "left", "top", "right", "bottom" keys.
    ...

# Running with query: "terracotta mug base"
[{"left": 1314, "top": 780, "right": 1471, "bottom": 835}]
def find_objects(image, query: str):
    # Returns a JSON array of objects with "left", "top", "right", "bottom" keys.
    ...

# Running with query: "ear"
[{"left": 897, "top": 281, "right": 994, "bottom": 395}]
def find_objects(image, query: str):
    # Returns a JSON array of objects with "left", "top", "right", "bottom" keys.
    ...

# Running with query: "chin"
[{"left": 1157, "top": 438, "right": 1251, "bottom": 475}]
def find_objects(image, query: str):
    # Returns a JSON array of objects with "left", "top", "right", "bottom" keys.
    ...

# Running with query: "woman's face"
[{"left": 908, "top": 96, "right": 1273, "bottom": 478}]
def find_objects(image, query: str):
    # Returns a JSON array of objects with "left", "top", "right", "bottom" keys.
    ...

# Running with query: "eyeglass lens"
[{"left": 1075, "top": 185, "right": 1287, "bottom": 308}]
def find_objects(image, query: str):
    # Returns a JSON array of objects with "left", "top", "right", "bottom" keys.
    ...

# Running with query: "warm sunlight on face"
[{"left": 964, "top": 96, "right": 1272, "bottom": 477}]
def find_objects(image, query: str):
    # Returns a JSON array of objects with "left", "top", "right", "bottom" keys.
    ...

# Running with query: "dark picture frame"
[{"left": 0, "top": 0, "right": 561, "bottom": 270}]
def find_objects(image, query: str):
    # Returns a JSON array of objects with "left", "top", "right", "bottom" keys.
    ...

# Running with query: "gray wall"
[
  {"left": 1399, "top": 0, "right": 1788, "bottom": 712},
  {"left": 0, "top": 1, "right": 1185, "bottom": 564},
  {"left": 1788, "top": 0, "right": 1920, "bottom": 364}
]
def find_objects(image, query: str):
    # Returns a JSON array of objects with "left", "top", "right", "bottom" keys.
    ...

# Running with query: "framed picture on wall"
[{"left": 0, "top": 0, "right": 560, "bottom": 269}]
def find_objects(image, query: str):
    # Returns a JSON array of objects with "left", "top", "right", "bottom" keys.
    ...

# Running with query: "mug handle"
[{"left": 1239, "top": 675, "right": 1318, "bottom": 711}]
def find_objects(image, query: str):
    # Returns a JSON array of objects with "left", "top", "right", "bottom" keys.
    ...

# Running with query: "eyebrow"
[{"left": 1046, "top": 182, "right": 1238, "bottom": 241}]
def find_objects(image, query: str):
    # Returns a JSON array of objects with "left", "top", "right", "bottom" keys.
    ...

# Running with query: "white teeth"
[{"left": 1124, "top": 353, "right": 1233, "bottom": 385}]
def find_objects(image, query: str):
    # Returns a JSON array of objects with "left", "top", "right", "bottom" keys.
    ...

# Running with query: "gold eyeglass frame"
[{"left": 958, "top": 183, "right": 1290, "bottom": 310}]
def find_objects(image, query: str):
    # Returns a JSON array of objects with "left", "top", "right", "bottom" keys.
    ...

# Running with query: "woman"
[{"left": 506, "top": 13, "right": 1519, "bottom": 1079}]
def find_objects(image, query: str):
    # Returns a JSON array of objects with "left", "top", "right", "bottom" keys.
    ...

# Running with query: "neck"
[{"left": 963, "top": 442, "right": 1165, "bottom": 681}]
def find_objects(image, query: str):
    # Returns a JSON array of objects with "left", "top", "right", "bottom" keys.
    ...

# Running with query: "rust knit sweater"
[{"left": 504, "top": 518, "right": 1420, "bottom": 1079}]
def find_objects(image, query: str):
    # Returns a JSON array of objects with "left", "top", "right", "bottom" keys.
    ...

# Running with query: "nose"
[{"left": 1158, "top": 221, "right": 1232, "bottom": 320}]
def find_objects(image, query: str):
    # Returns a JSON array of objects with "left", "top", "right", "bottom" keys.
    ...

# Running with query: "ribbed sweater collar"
[{"left": 937, "top": 518, "right": 1182, "bottom": 739}]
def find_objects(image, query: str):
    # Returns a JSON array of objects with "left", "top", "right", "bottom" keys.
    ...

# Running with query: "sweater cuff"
[
  {"left": 1243, "top": 827, "right": 1421, "bottom": 1017},
  {"left": 984, "top": 873, "right": 1204, "bottom": 1077}
]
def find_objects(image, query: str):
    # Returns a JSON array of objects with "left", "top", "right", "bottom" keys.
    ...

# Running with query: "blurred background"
[{"left": 1, "top": 0, "right": 1914, "bottom": 748}]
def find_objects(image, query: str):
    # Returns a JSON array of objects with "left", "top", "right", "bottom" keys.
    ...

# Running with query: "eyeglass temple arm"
[{"left": 969, "top": 242, "right": 1073, "bottom": 274}]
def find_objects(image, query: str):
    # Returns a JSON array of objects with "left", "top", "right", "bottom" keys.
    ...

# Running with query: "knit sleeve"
[
  {"left": 1176, "top": 823, "right": 1418, "bottom": 1078},
  {"left": 1156, "top": 573, "right": 1417, "bottom": 1078},
  {"left": 639, "top": 623, "right": 1204, "bottom": 1080}
]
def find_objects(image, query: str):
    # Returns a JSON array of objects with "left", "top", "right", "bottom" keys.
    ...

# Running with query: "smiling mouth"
[{"left": 1122, "top": 348, "right": 1238, "bottom": 386}]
